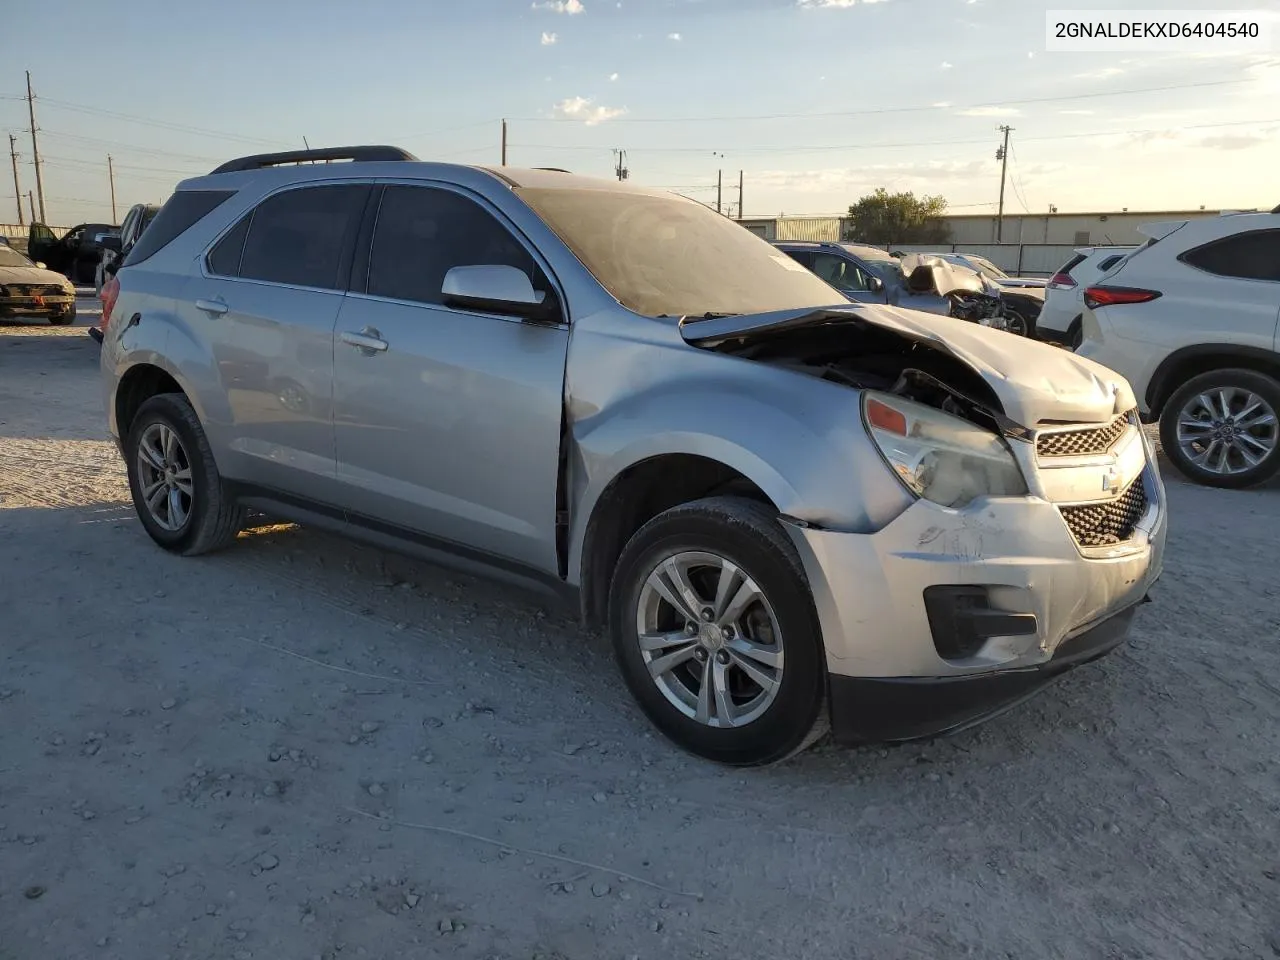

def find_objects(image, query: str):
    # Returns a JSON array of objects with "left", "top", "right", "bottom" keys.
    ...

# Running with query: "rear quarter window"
[
  {"left": 123, "top": 190, "right": 236, "bottom": 267},
  {"left": 1179, "top": 229, "right": 1280, "bottom": 282}
]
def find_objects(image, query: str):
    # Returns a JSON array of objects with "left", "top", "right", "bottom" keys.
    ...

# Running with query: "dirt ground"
[{"left": 2, "top": 301, "right": 1278, "bottom": 960}]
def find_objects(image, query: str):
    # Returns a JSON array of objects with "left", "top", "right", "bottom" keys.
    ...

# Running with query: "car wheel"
[
  {"left": 608, "top": 496, "right": 827, "bottom": 765},
  {"left": 125, "top": 393, "right": 246, "bottom": 554},
  {"left": 1159, "top": 369, "right": 1280, "bottom": 489},
  {"left": 47, "top": 306, "right": 75, "bottom": 326},
  {"left": 1067, "top": 317, "right": 1083, "bottom": 349}
]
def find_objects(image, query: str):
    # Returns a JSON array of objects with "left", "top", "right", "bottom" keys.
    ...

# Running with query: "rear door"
[
  {"left": 331, "top": 181, "right": 570, "bottom": 573},
  {"left": 808, "top": 251, "right": 886, "bottom": 304},
  {"left": 27, "top": 223, "right": 57, "bottom": 263},
  {"left": 180, "top": 181, "right": 371, "bottom": 502}
]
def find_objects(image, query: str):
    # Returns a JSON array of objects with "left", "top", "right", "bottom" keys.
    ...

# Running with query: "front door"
[
  {"left": 27, "top": 223, "right": 57, "bottom": 267},
  {"left": 178, "top": 182, "right": 371, "bottom": 502},
  {"left": 332, "top": 183, "right": 569, "bottom": 574},
  {"left": 808, "top": 251, "right": 887, "bottom": 304}
]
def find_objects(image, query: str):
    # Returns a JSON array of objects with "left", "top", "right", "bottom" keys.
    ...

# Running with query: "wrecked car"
[
  {"left": 897, "top": 252, "right": 1045, "bottom": 337},
  {"left": 100, "top": 148, "right": 1166, "bottom": 765}
]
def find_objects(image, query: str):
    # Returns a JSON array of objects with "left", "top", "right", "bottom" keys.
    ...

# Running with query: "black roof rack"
[
  {"left": 209, "top": 145, "right": 419, "bottom": 175},
  {"left": 532, "top": 167, "right": 572, "bottom": 173}
]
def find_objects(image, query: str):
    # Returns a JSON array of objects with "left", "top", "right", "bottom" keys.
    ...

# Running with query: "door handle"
[
  {"left": 340, "top": 329, "right": 388, "bottom": 354},
  {"left": 195, "top": 298, "right": 229, "bottom": 317}
]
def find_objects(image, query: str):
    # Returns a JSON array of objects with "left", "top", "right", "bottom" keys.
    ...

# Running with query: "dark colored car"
[{"left": 28, "top": 221, "right": 120, "bottom": 285}]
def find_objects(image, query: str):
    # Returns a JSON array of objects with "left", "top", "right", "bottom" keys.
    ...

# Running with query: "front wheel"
[
  {"left": 47, "top": 306, "right": 76, "bottom": 326},
  {"left": 1159, "top": 369, "right": 1280, "bottom": 488},
  {"left": 608, "top": 496, "right": 827, "bottom": 765}
]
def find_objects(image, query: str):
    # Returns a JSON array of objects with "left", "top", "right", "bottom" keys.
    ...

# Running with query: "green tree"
[{"left": 844, "top": 189, "right": 951, "bottom": 244}]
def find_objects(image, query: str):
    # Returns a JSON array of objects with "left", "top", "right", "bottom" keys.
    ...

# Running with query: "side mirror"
[
  {"left": 867, "top": 276, "right": 884, "bottom": 293},
  {"left": 441, "top": 264, "right": 555, "bottom": 321}
]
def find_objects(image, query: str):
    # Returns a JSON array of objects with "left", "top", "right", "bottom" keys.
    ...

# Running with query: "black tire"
[
  {"left": 1159, "top": 368, "right": 1280, "bottom": 489},
  {"left": 47, "top": 306, "right": 75, "bottom": 326},
  {"left": 1066, "top": 316, "right": 1083, "bottom": 350},
  {"left": 608, "top": 496, "right": 827, "bottom": 765},
  {"left": 124, "top": 393, "right": 246, "bottom": 554}
]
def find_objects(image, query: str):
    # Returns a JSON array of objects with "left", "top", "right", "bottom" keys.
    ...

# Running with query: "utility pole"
[
  {"left": 8, "top": 134, "right": 23, "bottom": 226},
  {"left": 28, "top": 191, "right": 35, "bottom": 223},
  {"left": 26, "top": 71, "right": 46, "bottom": 224},
  {"left": 738, "top": 170, "right": 744, "bottom": 221},
  {"left": 995, "top": 124, "right": 1013, "bottom": 243},
  {"left": 716, "top": 170, "right": 722, "bottom": 215},
  {"left": 108, "top": 155, "right": 117, "bottom": 222},
  {"left": 614, "top": 149, "right": 628, "bottom": 181},
  {"left": 501, "top": 119, "right": 507, "bottom": 166}
]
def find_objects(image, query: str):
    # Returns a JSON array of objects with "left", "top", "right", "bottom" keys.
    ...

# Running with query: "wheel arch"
[
  {"left": 1146, "top": 344, "right": 1280, "bottom": 418},
  {"left": 575, "top": 450, "right": 787, "bottom": 630}
]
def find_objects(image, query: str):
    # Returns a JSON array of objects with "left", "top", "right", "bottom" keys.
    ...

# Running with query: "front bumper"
[
  {"left": 0, "top": 295, "right": 75, "bottom": 318},
  {"left": 828, "top": 602, "right": 1139, "bottom": 742},
  {"left": 784, "top": 470, "right": 1164, "bottom": 743}
]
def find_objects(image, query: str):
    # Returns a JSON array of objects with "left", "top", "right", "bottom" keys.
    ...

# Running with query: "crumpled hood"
[
  {"left": 0, "top": 264, "right": 73, "bottom": 286},
  {"left": 680, "top": 303, "right": 1137, "bottom": 427}
]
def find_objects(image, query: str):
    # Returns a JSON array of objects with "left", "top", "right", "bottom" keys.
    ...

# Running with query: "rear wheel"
[
  {"left": 1159, "top": 369, "right": 1280, "bottom": 488},
  {"left": 125, "top": 393, "right": 246, "bottom": 554},
  {"left": 608, "top": 496, "right": 827, "bottom": 765}
]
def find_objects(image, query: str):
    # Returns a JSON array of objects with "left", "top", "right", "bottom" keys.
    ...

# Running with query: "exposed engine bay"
[{"left": 705, "top": 317, "right": 1016, "bottom": 435}]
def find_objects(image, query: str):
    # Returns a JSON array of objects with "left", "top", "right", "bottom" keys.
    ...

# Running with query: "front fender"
[{"left": 565, "top": 351, "right": 915, "bottom": 585}]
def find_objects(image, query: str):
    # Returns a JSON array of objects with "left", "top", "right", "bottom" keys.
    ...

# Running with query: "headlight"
[{"left": 863, "top": 391, "right": 1027, "bottom": 507}]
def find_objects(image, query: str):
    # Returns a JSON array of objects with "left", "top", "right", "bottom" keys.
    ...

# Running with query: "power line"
[
  {"left": 510, "top": 78, "right": 1249, "bottom": 124},
  {"left": 508, "top": 115, "right": 1280, "bottom": 158},
  {"left": 34, "top": 97, "right": 289, "bottom": 147}
]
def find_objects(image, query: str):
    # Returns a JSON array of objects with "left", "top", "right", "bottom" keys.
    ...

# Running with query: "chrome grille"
[
  {"left": 1059, "top": 479, "right": 1147, "bottom": 548},
  {"left": 1037, "top": 412, "right": 1133, "bottom": 458}
]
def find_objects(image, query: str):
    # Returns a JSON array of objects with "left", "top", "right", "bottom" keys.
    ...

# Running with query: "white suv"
[
  {"left": 1038, "top": 246, "right": 1136, "bottom": 348},
  {"left": 1077, "top": 210, "right": 1280, "bottom": 488}
]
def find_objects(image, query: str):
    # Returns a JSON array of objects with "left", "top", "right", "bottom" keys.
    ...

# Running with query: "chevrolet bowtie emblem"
[{"left": 1102, "top": 467, "right": 1121, "bottom": 495}]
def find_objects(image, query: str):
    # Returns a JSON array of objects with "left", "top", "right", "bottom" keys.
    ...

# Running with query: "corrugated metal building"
[{"left": 740, "top": 209, "right": 1237, "bottom": 246}]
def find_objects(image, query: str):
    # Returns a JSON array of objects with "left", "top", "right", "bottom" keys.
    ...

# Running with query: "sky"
[{"left": 2, "top": 0, "right": 1279, "bottom": 227}]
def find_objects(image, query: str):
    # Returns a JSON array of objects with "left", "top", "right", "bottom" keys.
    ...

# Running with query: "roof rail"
[
  {"left": 532, "top": 167, "right": 572, "bottom": 173},
  {"left": 209, "top": 145, "right": 419, "bottom": 175}
]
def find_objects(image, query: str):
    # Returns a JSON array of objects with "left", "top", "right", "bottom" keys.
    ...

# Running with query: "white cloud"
[
  {"left": 956, "top": 106, "right": 1020, "bottom": 117},
  {"left": 541, "top": 31, "right": 558, "bottom": 45},
  {"left": 667, "top": 32, "right": 682, "bottom": 40},
  {"left": 1059, "top": 109, "right": 1095, "bottom": 115},
  {"left": 532, "top": 0, "right": 584, "bottom": 12},
  {"left": 797, "top": 0, "right": 889, "bottom": 7},
  {"left": 932, "top": 101, "right": 953, "bottom": 108},
  {"left": 609, "top": 72, "right": 619, "bottom": 81},
  {"left": 553, "top": 96, "right": 627, "bottom": 125},
  {"left": 939, "top": 61, "right": 953, "bottom": 70}
]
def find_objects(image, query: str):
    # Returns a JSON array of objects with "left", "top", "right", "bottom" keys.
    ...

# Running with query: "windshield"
[
  {"left": 0, "top": 247, "right": 35, "bottom": 269},
  {"left": 516, "top": 187, "right": 841, "bottom": 317},
  {"left": 969, "top": 256, "right": 1008, "bottom": 278}
]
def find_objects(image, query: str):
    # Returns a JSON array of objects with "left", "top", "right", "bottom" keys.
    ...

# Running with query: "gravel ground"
[{"left": 2, "top": 302, "right": 1278, "bottom": 960}]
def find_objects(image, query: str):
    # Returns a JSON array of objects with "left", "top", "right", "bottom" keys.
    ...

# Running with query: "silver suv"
[{"left": 101, "top": 146, "right": 1166, "bottom": 765}]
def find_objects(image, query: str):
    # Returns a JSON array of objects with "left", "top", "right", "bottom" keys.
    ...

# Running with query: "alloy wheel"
[
  {"left": 634, "top": 551, "right": 784, "bottom": 729},
  {"left": 135, "top": 422, "right": 194, "bottom": 532},
  {"left": 1176, "top": 387, "right": 1279, "bottom": 476}
]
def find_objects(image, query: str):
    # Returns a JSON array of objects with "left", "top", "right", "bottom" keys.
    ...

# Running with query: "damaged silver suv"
[{"left": 100, "top": 146, "right": 1166, "bottom": 765}]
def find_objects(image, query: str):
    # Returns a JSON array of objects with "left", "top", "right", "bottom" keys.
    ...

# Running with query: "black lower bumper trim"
[
  {"left": 88, "top": 326, "right": 103, "bottom": 343},
  {"left": 828, "top": 604, "right": 1138, "bottom": 744}
]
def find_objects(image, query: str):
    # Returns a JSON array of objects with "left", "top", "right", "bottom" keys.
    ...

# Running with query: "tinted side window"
[
  {"left": 1180, "top": 229, "right": 1280, "bottom": 282},
  {"left": 123, "top": 191, "right": 235, "bottom": 266},
  {"left": 366, "top": 185, "right": 548, "bottom": 306},
  {"left": 1098, "top": 254, "right": 1125, "bottom": 272},
  {"left": 207, "top": 216, "right": 251, "bottom": 277},
  {"left": 782, "top": 250, "right": 813, "bottom": 269},
  {"left": 810, "top": 252, "right": 870, "bottom": 291},
  {"left": 236, "top": 184, "right": 368, "bottom": 290}
]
